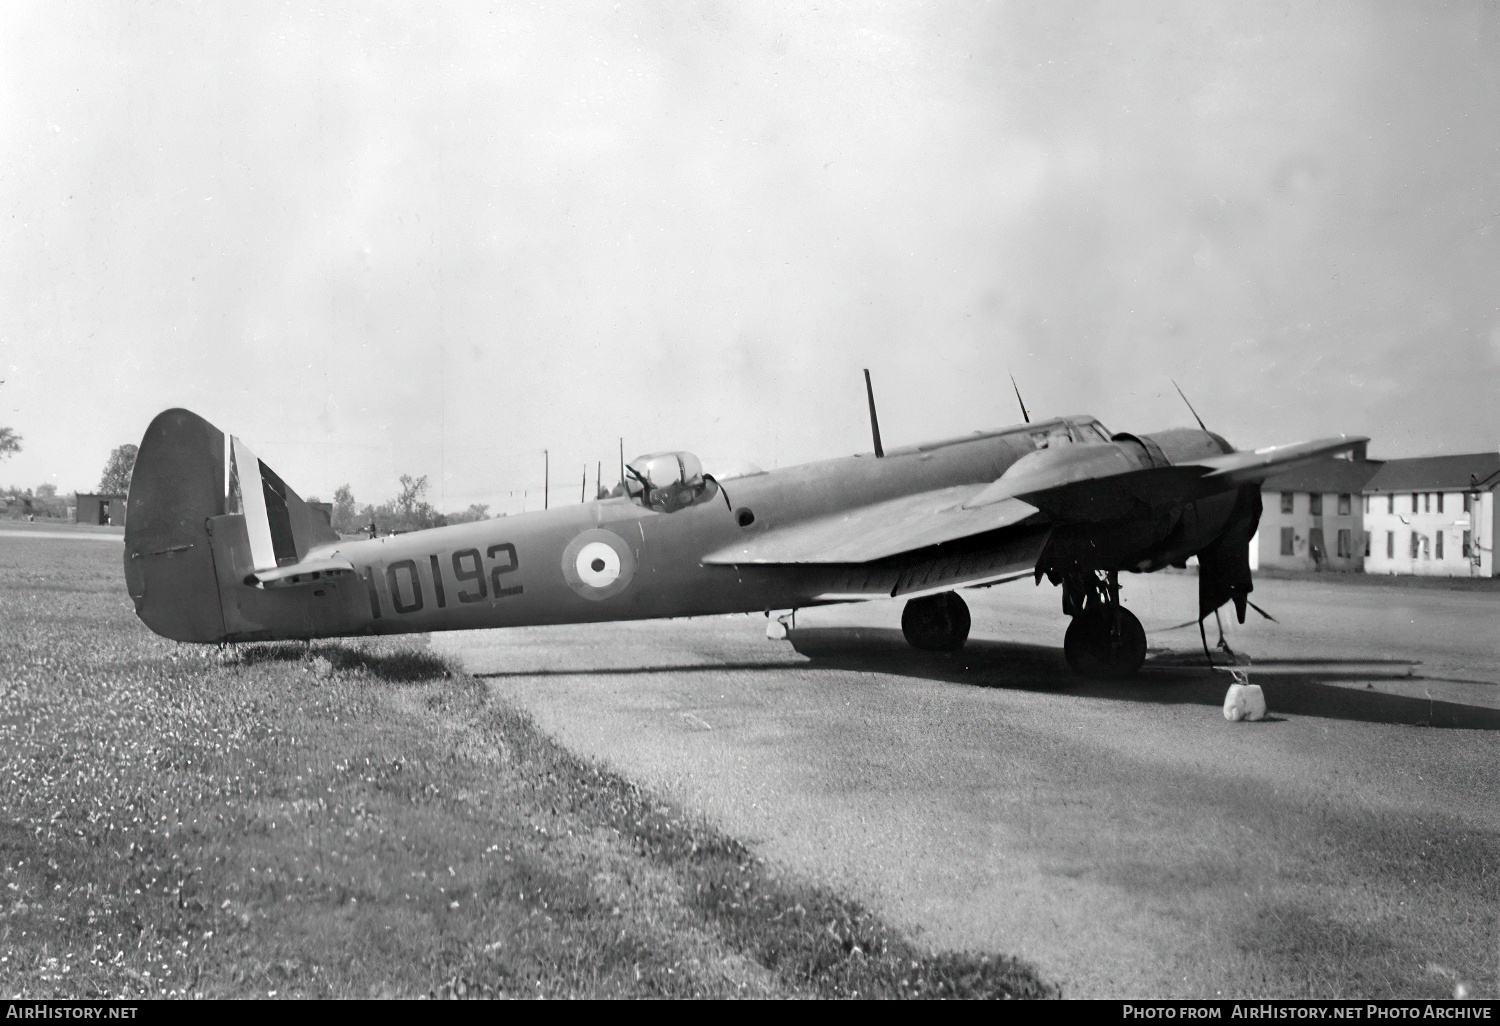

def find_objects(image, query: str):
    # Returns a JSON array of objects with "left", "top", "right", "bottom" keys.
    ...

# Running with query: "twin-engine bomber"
[{"left": 124, "top": 405, "right": 1362, "bottom": 678}]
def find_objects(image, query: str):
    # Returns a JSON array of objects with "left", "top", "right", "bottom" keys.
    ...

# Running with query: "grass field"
[{"left": 0, "top": 537, "right": 1053, "bottom": 999}]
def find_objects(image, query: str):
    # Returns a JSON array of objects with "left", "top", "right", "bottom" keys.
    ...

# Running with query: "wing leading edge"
[{"left": 701, "top": 487, "right": 1041, "bottom": 565}]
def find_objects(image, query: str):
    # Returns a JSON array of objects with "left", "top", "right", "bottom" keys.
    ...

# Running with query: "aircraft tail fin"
[{"left": 124, "top": 409, "right": 340, "bottom": 642}]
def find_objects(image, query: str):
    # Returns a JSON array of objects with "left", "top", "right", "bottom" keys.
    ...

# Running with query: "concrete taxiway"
[{"left": 434, "top": 572, "right": 1499, "bottom": 998}]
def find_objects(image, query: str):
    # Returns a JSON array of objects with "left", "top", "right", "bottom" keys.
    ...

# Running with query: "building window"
[
  {"left": 1464, "top": 531, "right": 1472, "bottom": 558},
  {"left": 1464, "top": 493, "right": 1472, "bottom": 513},
  {"left": 1280, "top": 527, "right": 1295, "bottom": 556},
  {"left": 1436, "top": 531, "right": 1444, "bottom": 560},
  {"left": 1412, "top": 493, "right": 1419, "bottom": 514},
  {"left": 1280, "top": 492, "right": 1294, "bottom": 514},
  {"left": 1387, "top": 531, "right": 1394, "bottom": 559},
  {"left": 1388, "top": 494, "right": 1395, "bottom": 515},
  {"left": 1338, "top": 493, "right": 1351, "bottom": 515},
  {"left": 1365, "top": 533, "right": 1371, "bottom": 557},
  {"left": 1363, "top": 495, "right": 1370, "bottom": 515},
  {"left": 1410, "top": 532, "right": 1420, "bottom": 559},
  {"left": 1424, "top": 493, "right": 1431, "bottom": 513},
  {"left": 1309, "top": 493, "right": 1322, "bottom": 516},
  {"left": 1436, "top": 492, "right": 1444, "bottom": 514},
  {"left": 1337, "top": 529, "right": 1352, "bottom": 558}
]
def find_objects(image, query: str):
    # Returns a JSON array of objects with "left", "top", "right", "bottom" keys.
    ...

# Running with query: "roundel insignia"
[{"left": 561, "top": 528, "right": 636, "bottom": 601}]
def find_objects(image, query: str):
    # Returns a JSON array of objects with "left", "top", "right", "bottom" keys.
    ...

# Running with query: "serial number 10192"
[{"left": 360, "top": 544, "right": 521, "bottom": 618}]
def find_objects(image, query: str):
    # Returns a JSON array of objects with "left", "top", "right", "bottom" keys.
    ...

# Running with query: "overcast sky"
[{"left": 2, "top": 1, "right": 1497, "bottom": 513}]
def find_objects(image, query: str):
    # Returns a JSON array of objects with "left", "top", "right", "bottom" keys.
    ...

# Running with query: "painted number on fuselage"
[
  {"left": 387, "top": 559, "right": 423, "bottom": 614},
  {"left": 452, "top": 549, "right": 487, "bottom": 603},
  {"left": 363, "top": 544, "right": 524, "bottom": 619},
  {"left": 487, "top": 543, "right": 522, "bottom": 598}
]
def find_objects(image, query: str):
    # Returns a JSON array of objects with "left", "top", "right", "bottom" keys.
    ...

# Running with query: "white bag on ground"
[{"left": 1223, "top": 681, "right": 1266, "bottom": 722}]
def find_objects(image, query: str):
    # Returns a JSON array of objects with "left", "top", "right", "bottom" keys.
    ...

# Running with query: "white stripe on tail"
[{"left": 230, "top": 436, "right": 278, "bottom": 571}]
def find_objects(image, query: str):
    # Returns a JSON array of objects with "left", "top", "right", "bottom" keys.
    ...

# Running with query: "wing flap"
[{"left": 701, "top": 487, "right": 1040, "bottom": 565}]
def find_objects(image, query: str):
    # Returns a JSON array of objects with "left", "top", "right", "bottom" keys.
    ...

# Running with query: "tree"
[
  {"left": 31, "top": 483, "right": 65, "bottom": 519},
  {"left": 445, "top": 503, "right": 490, "bottom": 525},
  {"left": 98, "top": 444, "right": 138, "bottom": 494},
  {"left": 395, "top": 474, "right": 428, "bottom": 519},
  {"left": 0, "top": 427, "right": 19, "bottom": 462},
  {"left": 330, "top": 484, "right": 360, "bottom": 534},
  {"left": 371, "top": 475, "right": 444, "bottom": 534}
]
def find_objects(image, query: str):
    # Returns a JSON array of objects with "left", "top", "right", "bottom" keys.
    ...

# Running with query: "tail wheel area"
[
  {"left": 1064, "top": 606, "right": 1147, "bottom": 678},
  {"left": 901, "top": 592, "right": 971, "bottom": 652}
]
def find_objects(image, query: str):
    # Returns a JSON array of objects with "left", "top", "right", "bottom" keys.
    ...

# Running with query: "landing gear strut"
[
  {"left": 901, "top": 592, "right": 971, "bottom": 652},
  {"left": 1060, "top": 570, "right": 1146, "bottom": 678}
]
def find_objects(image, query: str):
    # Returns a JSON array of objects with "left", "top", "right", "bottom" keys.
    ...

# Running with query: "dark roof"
[
  {"left": 1364, "top": 452, "right": 1500, "bottom": 493},
  {"left": 1262, "top": 457, "right": 1383, "bottom": 494}
]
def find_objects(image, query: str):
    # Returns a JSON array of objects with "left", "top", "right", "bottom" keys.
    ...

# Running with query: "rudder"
[{"left": 123, "top": 409, "right": 230, "bottom": 642}]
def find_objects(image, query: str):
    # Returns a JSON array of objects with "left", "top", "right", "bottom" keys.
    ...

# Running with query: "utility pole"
[
  {"left": 543, "top": 450, "right": 549, "bottom": 510},
  {"left": 619, "top": 438, "right": 624, "bottom": 489}
]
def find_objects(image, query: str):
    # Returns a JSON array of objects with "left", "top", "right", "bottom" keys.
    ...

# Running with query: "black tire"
[
  {"left": 1063, "top": 607, "right": 1147, "bottom": 679},
  {"left": 901, "top": 592, "right": 971, "bottom": 652}
]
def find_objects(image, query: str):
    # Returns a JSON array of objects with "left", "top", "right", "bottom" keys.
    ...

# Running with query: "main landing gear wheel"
[
  {"left": 1064, "top": 606, "right": 1147, "bottom": 679},
  {"left": 901, "top": 592, "right": 971, "bottom": 652}
]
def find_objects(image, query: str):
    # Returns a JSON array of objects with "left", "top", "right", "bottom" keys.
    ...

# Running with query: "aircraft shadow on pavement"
[{"left": 787, "top": 627, "right": 1500, "bottom": 730}]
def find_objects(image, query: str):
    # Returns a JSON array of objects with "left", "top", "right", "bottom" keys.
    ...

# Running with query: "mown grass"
[{"left": 0, "top": 539, "right": 1055, "bottom": 999}]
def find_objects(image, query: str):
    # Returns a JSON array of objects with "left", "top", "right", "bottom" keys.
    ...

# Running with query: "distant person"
[{"left": 368, "top": 519, "right": 377, "bottom": 540}]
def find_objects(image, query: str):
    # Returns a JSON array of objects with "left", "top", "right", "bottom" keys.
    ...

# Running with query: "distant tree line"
[
  {"left": 320, "top": 476, "right": 491, "bottom": 536},
  {"left": 0, "top": 436, "right": 139, "bottom": 520},
  {"left": 0, "top": 431, "right": 488, "bottom": 534}
]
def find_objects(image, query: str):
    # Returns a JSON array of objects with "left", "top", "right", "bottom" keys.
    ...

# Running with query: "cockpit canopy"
[{"left": 625, "top": 451, "right": 718, "bottom": 513}]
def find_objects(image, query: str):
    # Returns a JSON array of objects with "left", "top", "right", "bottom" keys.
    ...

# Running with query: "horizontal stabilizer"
[
  {"left": 702, "top": 486, "right": 1040, "bottom": 565},
  {"left": 244, "top": 556, "right": 356, "bottom": 589}
]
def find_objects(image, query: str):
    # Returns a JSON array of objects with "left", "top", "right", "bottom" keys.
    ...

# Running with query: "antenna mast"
[
  {"left": 1171, "top": 379, "right": 1209, "bottom": 432},
  {"left": 863, "top": 368, "right": 884, "bottom": 458},
  {"left": 1010, "top": 373, "right": 1030, "bottom": 424}
]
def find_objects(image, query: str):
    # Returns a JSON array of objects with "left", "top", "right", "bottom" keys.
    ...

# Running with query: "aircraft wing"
[
  {"left": 701, "top": 486, "right": 1041, "bottom": 565},
  {"left": 1193, "top": 438, "right": 1371, "bottom": 485},
  {"left": 703, "top": 434, "right": 1366, "bottom": 570},
  {"left": 966, "top": 435, "right": 1366, "bottom": 514}
]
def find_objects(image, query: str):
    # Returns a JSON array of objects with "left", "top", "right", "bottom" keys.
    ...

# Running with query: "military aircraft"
[{"left": 123, "top": 386, "right": 1363, "bottom": 678}]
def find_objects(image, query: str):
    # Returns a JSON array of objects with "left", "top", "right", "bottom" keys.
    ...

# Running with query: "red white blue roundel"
[{"left": 561, "top": 528, "right": 636, "bottom": 601}]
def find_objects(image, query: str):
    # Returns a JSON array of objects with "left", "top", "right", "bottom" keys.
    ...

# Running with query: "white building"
[
  {"left": 1362, "top": 453, "right": 1500, "bottom": 577},
  {"left": 1256, "top": 452, "right": 1381, "bottom": 573}
]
